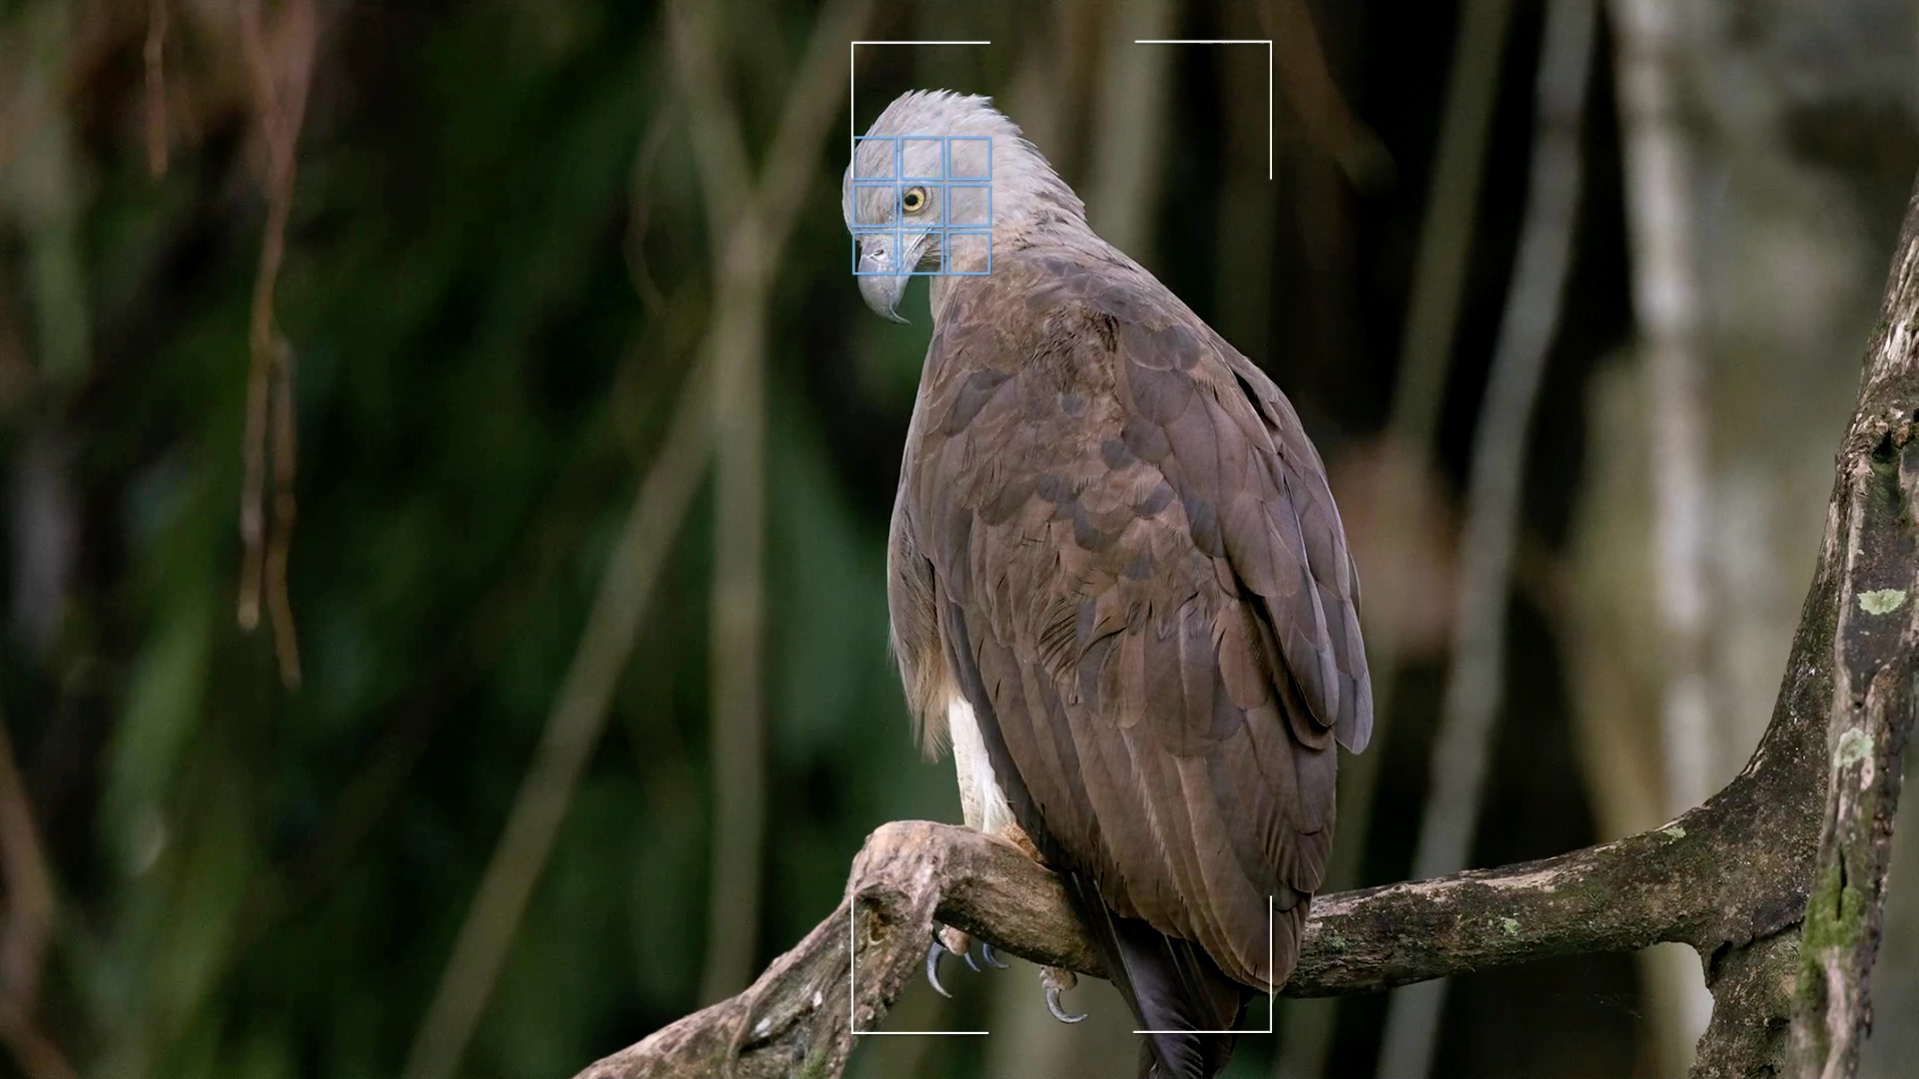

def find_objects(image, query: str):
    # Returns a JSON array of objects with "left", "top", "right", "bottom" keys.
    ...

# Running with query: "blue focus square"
[
  {"left": 852, "top": 135, "right": 898, "bottom": 180},
  {"left": 850, "top": 226, "right": 901, "bottom": 275},
  {"left": 945, "top": 231, "right": 992, "bottom": 275},
  {"left": 851, "top": 178, "right": 902, "bottom": 218},
  {"left": 945, "top": 183, "right": 991, "bottom": 227},
  {"left": 901, "top": 136, "right": 946, "bottom": 182},
  {"left": 947, "top": 136, "right": 991, "bottom": 180}
]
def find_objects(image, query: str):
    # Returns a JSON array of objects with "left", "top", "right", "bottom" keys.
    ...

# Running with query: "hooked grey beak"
[{"left": 855, "top": 233, "right": 918, "bottom": 323}]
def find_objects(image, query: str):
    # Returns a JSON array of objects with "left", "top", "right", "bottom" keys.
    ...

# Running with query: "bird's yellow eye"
[{"left": 901, "top": 187, "right": 927, "bottom": 213}]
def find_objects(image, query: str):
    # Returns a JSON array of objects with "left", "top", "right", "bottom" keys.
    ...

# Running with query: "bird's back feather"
[{"left": 892, "top": 230, "right": 1369, "bottom": 1078}]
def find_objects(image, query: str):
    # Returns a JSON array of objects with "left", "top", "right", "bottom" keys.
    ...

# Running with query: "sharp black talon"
[
  {"left": 981, "top": 942, "right": 1009, "bottom": 969},
  {"left": 1045, "top": 983, "right": 1086, "bottom": 1023},
  {"left": 964, "top": 944, "right": 981, "bottom": 972},
  {"left": 924, "top": 938, "right": 953, "bottom": 998}
]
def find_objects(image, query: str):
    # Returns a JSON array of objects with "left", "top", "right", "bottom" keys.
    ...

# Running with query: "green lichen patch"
[
  {"left": 1801, "top": 863, "right": 1867, "bottom": 955},
  {"left": 1662, "top": 825, "right": 1686, "bottom": 841},
  {"left": 796, "top": 1045, "right": 832, "bottom": 1079},
  {"left": 1499, "top": 917, "right": 1519, "bottom": 937},
  {"left": 1798, "top": 861, "right": 1869, "bottom": 1012},
  {"left": 1858, "top": 587, "right": 1907, "bottom": 615},
  {"left": 1835, "top": 728, "right": 1874, "bottom": 769}
]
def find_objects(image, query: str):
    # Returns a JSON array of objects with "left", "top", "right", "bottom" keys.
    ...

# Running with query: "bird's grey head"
[{"left": 843, "top": 90, "right": 1084, "bottom": 321}]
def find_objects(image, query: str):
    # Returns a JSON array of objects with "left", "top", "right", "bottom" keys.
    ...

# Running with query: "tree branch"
[
  {"left": 1787, "top": 188, "right": 1919, "bottom": 1078},
  {"left": 572, "top": 774, "right": 1787, "bottom": 1079},
  {"left": 0, "top": 707, "right": 74, "bottom": 1079}
]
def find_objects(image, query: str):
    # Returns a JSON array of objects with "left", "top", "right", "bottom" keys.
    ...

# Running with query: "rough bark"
[
  {"left": 577, "top": 176, "right": 1919, "bottom": 1079},
  {"left": 1787, "top": 197, "right": 1919, "bottom": 1078}
]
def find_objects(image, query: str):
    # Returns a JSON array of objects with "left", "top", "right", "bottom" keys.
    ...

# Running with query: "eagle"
[{"left": 843, "top": 90, "right": 1372, "bottom": 1079}]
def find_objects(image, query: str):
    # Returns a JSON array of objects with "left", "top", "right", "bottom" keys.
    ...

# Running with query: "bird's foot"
[
  {"left": 924, "top": 929, "right": 963, "bottom": 998},
  {"left": 996, "top": 822, "right": 1045, "bottom": 864},
  {"left": 940, "top": 925, "right": 977, "bottom": 973},
  {"left": 924, "top": 925, "right": 1009, "bottom": 997},
  {"left": 1040, "top": 965, "right": 1086, "bottom": 1023}
]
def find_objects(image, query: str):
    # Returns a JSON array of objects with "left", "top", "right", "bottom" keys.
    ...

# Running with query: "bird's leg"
[
  {"left": 1040, "top": 965, "right": 1086, "bottom": 1023},
  {"left": 996, "top": 822, "right": 1044, "bottom": 863}
]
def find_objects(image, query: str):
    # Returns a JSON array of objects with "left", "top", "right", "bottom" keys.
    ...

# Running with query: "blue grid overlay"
[{"left": 851, "top": 134, "right": 992, "bottom": 276}]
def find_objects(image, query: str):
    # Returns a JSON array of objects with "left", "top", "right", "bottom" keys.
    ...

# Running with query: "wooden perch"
[{"left": 578, "top": 177, "right": 1919, "bottom": 1079}]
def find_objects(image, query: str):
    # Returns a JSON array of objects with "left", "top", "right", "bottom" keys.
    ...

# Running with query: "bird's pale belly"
[{"left": 946, "top": 695, "right": 1017, "bottom": 837}]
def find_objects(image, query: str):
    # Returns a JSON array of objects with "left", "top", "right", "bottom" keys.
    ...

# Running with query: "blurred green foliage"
[{"left": 0, "top": 1, "right": 954, "bottom": 1075}]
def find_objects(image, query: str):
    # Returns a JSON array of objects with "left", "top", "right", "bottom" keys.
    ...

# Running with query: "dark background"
[{"left": 0, "top": 0, "right": 1914, "bottom": 1076}]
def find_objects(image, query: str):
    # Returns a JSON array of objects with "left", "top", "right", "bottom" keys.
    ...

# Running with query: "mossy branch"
[{"left": 1785, "top": 179, "right": 1919, "bottom": 1077}]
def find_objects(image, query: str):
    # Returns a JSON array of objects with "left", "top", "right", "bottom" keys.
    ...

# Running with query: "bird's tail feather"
[{"left": 1062, "top": 872, "right": 1250, "bottom": 1079}]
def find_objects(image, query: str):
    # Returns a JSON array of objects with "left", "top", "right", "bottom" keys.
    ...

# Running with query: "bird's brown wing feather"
[
  {"left": 902, "top": 249, "right": 1371, "bottom": 1002},
  {"left": 886, "top": 463, "right": 950, "bottom": 757}
]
